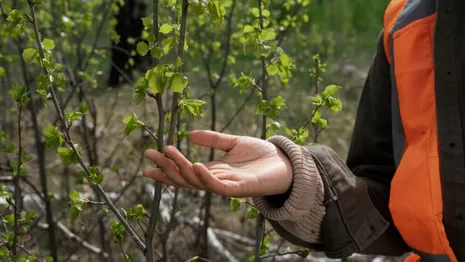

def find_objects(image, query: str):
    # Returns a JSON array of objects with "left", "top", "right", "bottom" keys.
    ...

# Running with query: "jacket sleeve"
[{"left": 252, "top": 30, "right": 411, "bottom": 258}]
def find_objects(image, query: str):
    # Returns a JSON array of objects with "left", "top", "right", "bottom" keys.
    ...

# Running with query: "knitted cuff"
[{"left": 251, "top": 136, "right": 326, "bottom": 243}]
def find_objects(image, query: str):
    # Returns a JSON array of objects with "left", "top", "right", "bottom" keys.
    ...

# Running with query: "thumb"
[{"left": 189, "top": 130, "right": 238, "bottom": 152}]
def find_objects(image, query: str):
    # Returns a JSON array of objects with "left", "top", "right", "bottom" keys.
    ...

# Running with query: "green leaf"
[
  {"left": 162, "top": 37, "right": 176, "bottom": 54},
  {"left": 78, "top": 71, "right": 91, "bottom": 81},
  {"left": 234, "top": 74, "right": 253, "bottom": 93},
  {"left": 169, "top": 72, "right": 188, "bottom": 93},
  {"left": 326, "top": 97, "right": 343, "bottom": 112},
  {"left": 79, "top": 102, "right": 89, "bottom": 114},
  {"left": 0, "top": 131, "right": 15, "bottom": 153},
  {"left": 0, "top": 186, "right": 12, "bottom": 200},
  {"left": 11, "top": 160, "right": 25, "bottom": 176},
  {"left": 88, "top": 166, "right": 104, "bottom": 185},
  {"left": 136, "top": 42, "right": 149, "bottom": 56},
  {"left": 37, "top": 74, "right": 51, "bottom": 90},
  {"left": 179, "top": 99, "right": 206, "bottom": 116},
  {"left": 6, "top": 9, "right": 26, "bottom": 30},
  {"left": 258, "top": 43, "right": 272, "bottom": 57},
  {"left": 9, "top": 84, "right": 29, "bottom": 104},
  {"left": 251, "top": 8, "right": 259, "bottom": 17},
  {"left": 22, "top": 48, "right": 39, "bottom": 64},
  {"left": 280, "top": 53, "right": 291, "bottom": 67},
  {"left": 151, "top": 47, "right": 164, "bottom": 59},
  {"left": 134, "top": 77, "right": 149, "bottom": 104},
  {"left": 0, "top": 67, "right": 5, "bottom": 79},
  {"left": 312, "top": 114, "right": 328, "bottom": 130},
  {"left": 261, "top": 28, "right": 276, "bottom": 41},
  {"left": 174, "top": 57, "right": 183, "bottom": 68},
  {"left": 311, "top": 95, "right": 323, "bottom": 106},
  {"left": 273, "top": 95, "right": 285, "bottom": 108},
  {"left": 321, "top": 84, "right": 340, "bottom": 98},
  {"left": 43, "top": 39, "right": 55, "bottom": 51},
  {"left": 262, "top": 9, "right": 271, "bottom": 17},
  {"left": 6, "top": 232, "right": 14, "bottom": 245},
  {"left": 111, "top": 219, "right": 125, "bottom": 243},
  {"left": 54, "top": 63, "right": 64, "bottom": 71},
  {"left": 145, "top": 65, "right": 167, "bottom": 94},
  {"left": 266, "top": 64, "right": 278, "bottom": 75},
  {"left": 297, "top": 249, "right": 312, "bottom": 258},
  {"left": 160, "top": 23, "right": 173, "bottom": 34},
  {"left": 243, "top": 25, "right": 255, "bottom": 33},
  {"left": 21, "top": 151, "right": 33, "bottom": 162},
  {"left": 43, "top": 125, "right": 64, "bottom": 149},
  {"left": 20, "top": 211, "right": 36, "bottom": 228},
  {"left": 70, "top": 206, "right": 80, "bottom": 220},
  {"left": 65, "top": 110, "right": 84, "bottom": 124},
  {"left": 57, "top": 146, "right": 78, "bottom": 165},
  {"left": 69, "top": 189, "right": 84, "bottom": 220},
  {"left": 4, "top": 213, "right": 14, "bottom": 226},
  {"left": 190, "top": 0, "right": 206, "bottom": 15},
  {"left": 229, "top": 198, "right": 241, "bottom": 211},
  {"left": 142, "top": 17, "right": 152, "bottom": 28},
  {"left": 206, "top": 0, "right": 225, "bottom": 24},
  {"left": 147, "top": 33, "right": 156, "bottom": 44},
  {"left": 247, "top": 205, "right": 259, "bottom": 219},
  {"left": 128, "top": 204, "right": 146, "bottom": 220},
  {"left": 70, "top": 190, "right": 80, "bottom": 201},
  {"left": 122, "top": 114, "right": 143, "bottom": 136},
  {"left": 285, "top": 127, "right": 293, "bottom": 136},
  {"left": 54, "top": 71, "right": 67, "bottom": 87},
  {"left": 0, "top": 247, "right": 8, "bottom": 257}
]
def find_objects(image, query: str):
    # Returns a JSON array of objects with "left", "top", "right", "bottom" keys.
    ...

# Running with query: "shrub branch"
[{"left": 26, "top": 0, "right": 145, "bottom": 251}]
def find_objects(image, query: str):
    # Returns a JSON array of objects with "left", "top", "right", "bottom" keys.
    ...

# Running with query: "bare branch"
[{"left": 38, "top": 222, "right": 109, "bottom": 259}]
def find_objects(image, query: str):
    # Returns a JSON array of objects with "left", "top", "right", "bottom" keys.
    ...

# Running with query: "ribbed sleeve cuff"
[{"left": 251, "top": 136, "right": 326, "bottom": 243}]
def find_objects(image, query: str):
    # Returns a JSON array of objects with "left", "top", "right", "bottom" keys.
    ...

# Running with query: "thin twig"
[
  {"left": 166, "top": 0, "right": 189, "bottom": 146},
  {"left": 301, "top": 105, "right": 322, "bottom": 131},
  {"left": 26, "top": 0, "right": 145, "bottom": 251},
  {"left": 142, "top": 126, "right": 158, "bottom": 141},
  {"left": 260, "top": 250, "right": 310, "bottom": 259},
  {"left": 144, "top": 0, "right": 162, "bottom": 259},
  {"left": 12, "top": 102, "right": 23, "bottom": 256},
  {"left": 38, "top": 222, "right": 110, "bottom": 258},
  {"left": 220, "top": 89, "right": 256, "bottom": 132},
  {"left": 256, "top": 0, "right": 268, "bottom": 261},
  {"left": 79, "top": 0, "right": 116, "bottom": 72},
  {"left": 84, "top": 200, "right": 106, "bottom": 205},
  {"left": 64, "top": 156, "right": 144, "bottom": 261}
]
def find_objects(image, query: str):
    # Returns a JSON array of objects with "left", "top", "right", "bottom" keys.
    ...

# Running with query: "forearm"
[
  {"left": 252, "top": 138, "right": 410, "bottom": 258},
  {"left": 309, "top": 144, "right": 409, "bottom": 257}
]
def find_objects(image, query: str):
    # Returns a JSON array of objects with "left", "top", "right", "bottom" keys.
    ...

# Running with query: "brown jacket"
[{"left": 252, "top": 0, "right": 465, "bottom": 260}]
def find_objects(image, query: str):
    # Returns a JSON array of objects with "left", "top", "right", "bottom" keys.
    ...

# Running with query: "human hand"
[{"left": 143, "top": 130, "right": 294, "bottom": 197}]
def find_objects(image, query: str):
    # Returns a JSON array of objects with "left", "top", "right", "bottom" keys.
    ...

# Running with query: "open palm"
[{"left": 143, "top": 130, "right": 294, "bottom": 197}]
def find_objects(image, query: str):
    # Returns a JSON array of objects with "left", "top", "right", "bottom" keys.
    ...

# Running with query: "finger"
[
  {"left": 189, "top": 130, "right": 237, "bottom": 152},
  {"left": 143, "top": 168, "right": 177, "bottom": 187},
  {"left": 193, "top": 162, "right": 241, "bottom": 197},
  {"left": 144, "top": 149, "right": 192, "bottom": 188},
  {"left": 164, "top": 146, "right": 205, "bottom": 189}
]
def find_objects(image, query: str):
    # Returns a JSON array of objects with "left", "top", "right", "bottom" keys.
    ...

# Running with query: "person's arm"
[{"left": 252, "top": 30, "right": 411, "bottom": 258}]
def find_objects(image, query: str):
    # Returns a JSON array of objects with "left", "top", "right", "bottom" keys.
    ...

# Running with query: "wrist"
[
  {"left": 275, "top": 145, "right": 294, "bottom": 195},
  {"left": 252, "top": 135, "right": 325, "bottom": 222}
]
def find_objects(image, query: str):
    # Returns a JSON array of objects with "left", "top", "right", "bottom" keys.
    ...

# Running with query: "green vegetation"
[{"left": 0, "top": 0, "right": 389, "bottom": 261}]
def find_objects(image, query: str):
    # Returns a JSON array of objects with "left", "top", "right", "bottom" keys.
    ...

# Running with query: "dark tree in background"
[{"left": 108, "top": 0, "right": 148, "bottom": 87}]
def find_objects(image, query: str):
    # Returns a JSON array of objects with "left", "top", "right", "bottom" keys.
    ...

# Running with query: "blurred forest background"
[{"left": 0, "top": 0, "right": 398, "bottom": 261}]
